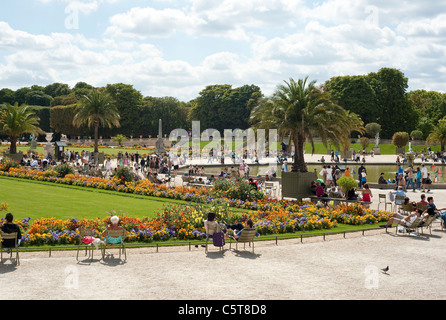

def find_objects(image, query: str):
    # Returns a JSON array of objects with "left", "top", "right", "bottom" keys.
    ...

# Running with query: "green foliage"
[
  {"left": 392, "top": 131, "right": 410, "bottom": 148},
  {"left": 141, "top": 96, "right": 190, "bottom": 137},
  {"left": 426, "top": 116, "right": 446, "bottom": 151},
  {"left": 336, "top": 176, "right": 358, "bottom": 193},
  {"left": 112, "top": 134, "right": 127, "bottom": 146},
  {"left": 0, "top": 102, "right": 42, "bottom": 154},
  {"left": 251, "top": 76, "right": 363, "bottom": 172},
  {"left": 359, "top": 137, "right": 370, "bottom": 149},
  {"left": 212, "top": 177, "right": 264, "bottom": 201},
  {"left": 325, "top": 75, "right": 379, "bottom": 125},
  {"left": 113, "top": 166, "right": 135, "bottom": 184},
  {"left": 190, "top": 84, "right": 263, "bottom": 132},
  {"left": 50, "top": 104, "right": 90, "bottom": 136},
  {"left": 54, "top": 163, "right": 75, "bottom": 177},
  {"left": 365, "top": 122, "right": 381, "bottom": 138},
  {"left": 410, "top": 129, "right": 423, "bottom": 140}
]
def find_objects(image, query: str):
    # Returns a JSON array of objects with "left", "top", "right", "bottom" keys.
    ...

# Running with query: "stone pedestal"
[
  {"left": 373, "top": 146, "right": 381, "bottom": 155},
  {"left": 282, "top": 171, "right": 317, "bottom": 201}
]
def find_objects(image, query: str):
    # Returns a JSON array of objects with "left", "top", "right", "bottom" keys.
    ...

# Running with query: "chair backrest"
[
  {"left": 408, "top": 217, "right": 423, "bottom": 228},
  {"left": 401, "top": 203, "right": 414, "bottom": 212},
  {"left": 416, "top": 203, "right": 428, "bottom": 212},
  {"left": 237, "top": 229, "right": 257, "bottom": 243},
  {"left": 379, "top": 194, "right": 387, "bottom": 201},
  {"left": 0, "top": 232, "right": 18, "bottom": 247},
  {"left": 395, "top": 195, "right": 405, "bottom": 202},
  {"left": 105, "top": 229, "right": 126, "bottom": 240},
  {"left": 78, "top": 228, "right": 95, "bottom": 237},
  {"left": 423, "top": 215, "right": 436, "bottom": 227}
]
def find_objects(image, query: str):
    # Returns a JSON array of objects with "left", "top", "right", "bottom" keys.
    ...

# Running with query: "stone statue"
[{"left": 374, "top": 132, "right": 380, "bottom": 147}]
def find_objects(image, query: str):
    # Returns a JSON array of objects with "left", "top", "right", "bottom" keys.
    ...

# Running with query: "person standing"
[
  {"left": 358, "top": 164, "right": 366, "bottom": 188},
  {"left": 406, "top": 166, "right": 416, "bottom": 192},
  {"left": 415, "top": 167, "right": 422, "bottom": 191}
]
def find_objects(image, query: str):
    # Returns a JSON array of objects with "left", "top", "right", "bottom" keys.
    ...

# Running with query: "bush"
[
  {"left": 336, "top": 176, "right": 358, "bottom": 194},
  {"left": 113, "top": 166, "right": 135, "bottom": 184},
  {"left": 212, "top": 177, "right": 264, "bottom": 201},
  {"left": 410, "top": 129, "right": 423, "bottom": 140},
  {"left": 365, "top": 122, "right": 381, "bottom": 138},
  {"left": 392, "top": 132, "right": 410, "bottom": 148},
  {"left": 54, "top": 163, "right": 74, "bottom": 177}
]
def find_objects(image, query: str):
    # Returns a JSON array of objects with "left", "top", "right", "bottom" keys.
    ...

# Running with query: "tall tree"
[
  {"left": 367, "top": 68, "right": 417, "bottom": 138},
  {"left": 0, "top": 103, "right": 42, "bottom": 154},
  {"left": 105, "top": 83, "right": 143, "bottom": 136},
  {"left": 251, "top": 77, "right": 363, "bottom": 172},
  {"left": 189, "top": 84, "right": 263, "bottom": 132},
  {"left": 140, "top": 96, "right": 189, "bottom": 137},
  {"left": 72, "top": 89, "right": 120, "bottom": 160},
  {"left": 325, "top": 75, "right": 378, "bottom": 125}
]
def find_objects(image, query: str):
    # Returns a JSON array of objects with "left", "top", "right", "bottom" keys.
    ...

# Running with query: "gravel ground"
[{"left": 1, "top": 225, "right": 445, "bottom": 301}]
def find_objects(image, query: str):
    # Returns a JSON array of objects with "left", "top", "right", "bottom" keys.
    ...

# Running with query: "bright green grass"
[{"left": 0, "top": 176, "right": 176, "bottom": 221}]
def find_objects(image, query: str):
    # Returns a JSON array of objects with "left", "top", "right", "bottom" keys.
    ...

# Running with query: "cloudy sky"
[{"left": 1, "top": 0, "right": 445, "bottom": 101}]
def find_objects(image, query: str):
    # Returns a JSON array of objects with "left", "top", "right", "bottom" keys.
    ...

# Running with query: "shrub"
[
  {"left": 113, "top": 166, "right": 135, "bottom": 184},
  {"left": 54, "top": 163, "right": 74, "bottom": 177},
  {"left": 392, "top": 132, "right": 410, "bottom": 148},
  {"left": 336, "top": 176, "right": 358, "bottom": 194}
]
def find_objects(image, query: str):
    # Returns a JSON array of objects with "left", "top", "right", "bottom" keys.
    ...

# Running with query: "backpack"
[
  {"left": 213, "top": 225, "right": 225, "bottom": 247},
  {"left": 213, "top": 232, "right": 225, "bottom": 247}
]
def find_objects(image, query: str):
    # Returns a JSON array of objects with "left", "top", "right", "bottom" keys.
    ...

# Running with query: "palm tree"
[
  {"left": 73, "top": 89, "right": 120, "bottom": 163},
  {"left": 251, "top": 77, "right": 363, "bottom": 172},
  {"left": 426, "top": 116, "right": 446, "bottom": 152},
  {"left": 0, "top": 103, "right": 43, "bottom": 154}
]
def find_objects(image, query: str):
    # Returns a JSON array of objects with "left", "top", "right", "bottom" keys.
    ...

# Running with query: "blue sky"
[{"left": 1, "top": 0, "right": 446, "bottom": 101}]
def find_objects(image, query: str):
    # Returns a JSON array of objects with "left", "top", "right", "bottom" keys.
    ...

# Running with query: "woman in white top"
[{"left": 204, "top": 212, "right": 218, "bottom": 235}]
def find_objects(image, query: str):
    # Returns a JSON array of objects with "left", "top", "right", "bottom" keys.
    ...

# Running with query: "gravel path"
[{"left": 1, "top": 226, "right": 445, "bottom": 301}]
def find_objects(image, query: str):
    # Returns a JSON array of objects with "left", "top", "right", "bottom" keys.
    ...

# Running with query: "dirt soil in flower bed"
[{"left": 1, "top": 227, "right": 446, "bottom": 301}]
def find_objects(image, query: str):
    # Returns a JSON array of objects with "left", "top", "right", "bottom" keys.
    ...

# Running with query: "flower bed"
[
  {"left": 0, "top": 166, "right": 393, "bottom": 247},
  {"left": 0, "top": 202, "right": 392, "bottom": 247}
]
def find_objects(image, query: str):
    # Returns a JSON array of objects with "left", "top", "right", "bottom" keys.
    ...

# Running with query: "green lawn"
[{"left": 0, "top": 176, "right": 175, "bottom": 221}]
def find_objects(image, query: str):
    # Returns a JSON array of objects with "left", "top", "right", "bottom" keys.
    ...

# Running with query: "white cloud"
[{"left": 2, "top": 0, "right": 446, "bottom": 101}]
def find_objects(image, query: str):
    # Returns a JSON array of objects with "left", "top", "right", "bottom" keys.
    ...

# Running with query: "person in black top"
[{"left": 1, "top": 213, "right": 22, "bottom": 253}]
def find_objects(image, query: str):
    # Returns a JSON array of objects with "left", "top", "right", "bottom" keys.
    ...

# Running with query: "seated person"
[
  {"left": 426, "top": 197, "right": 446, "bottom": 228},
  {"left": 378, "top": 173, "right": 388, "bottom": 184},
  {"left": 310, "top": 181, "right": 317, "bottom": 195},
  {"left": 101, "top": 216, "right": 128, "bottom": 255},
  {"left": 329, "top": 187, "right": 343, "bottom": 198},
  {"left": 204, "top": 212, "right": 226, "bottom": 237},
  {"left": 416, "top": 194, "right": 428, "bottom": 213},
  {"left": 380, "top": 212, "right": 419, "bottom": 228},
  {"left": 315, "top": 181, "right": 327, "bottom": 197},
  {"left": 231, "top": 219, "right": 259, "bottom": 241},
  {"left": 1, "top": 213, "right": 22, "bottom": 253},
  {"left": 390, "top": 186, "right": 406, "bottom": 205},
  {"left": 347, "top": 188, "right": 358, "bottom": 200}
]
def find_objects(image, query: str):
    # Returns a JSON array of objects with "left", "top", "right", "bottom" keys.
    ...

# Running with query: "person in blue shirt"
[
  {"left": 232, "top": 219, "right": 259, "bottom": 240},
  {"left": 426, "top": 197, "right": 446, "bottom": 229},
  {"left": 390, "top": 186, "right": 406, "bottom": 205}
]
